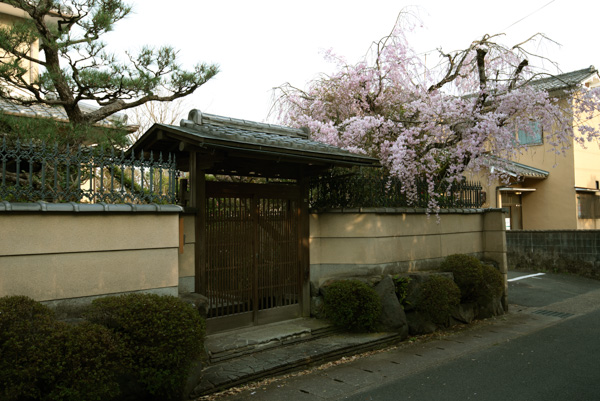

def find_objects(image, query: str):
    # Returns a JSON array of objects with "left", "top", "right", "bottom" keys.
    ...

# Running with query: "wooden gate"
[{"left": 203, "top": 182, "right": 304, "bottom": 332}]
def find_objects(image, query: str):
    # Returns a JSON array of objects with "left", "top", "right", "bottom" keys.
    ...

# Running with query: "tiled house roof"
[
  {"left": 529, "top": 66, "right": 599, "bottom": 92},
  {"left": 130, "top": 109, "right": 379, "bottom": 177},
  {"left": 175, "top": 110, "right": 374, "bottom": 162},
  {"left": 484, "top": 154, "right": 549, "bottom": 179}
]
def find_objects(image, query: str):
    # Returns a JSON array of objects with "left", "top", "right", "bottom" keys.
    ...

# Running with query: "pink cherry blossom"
[{"left": 274, "top": 15, "right": 600, "bottom": 210}]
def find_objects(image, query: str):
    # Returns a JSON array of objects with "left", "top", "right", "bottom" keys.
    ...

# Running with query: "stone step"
[
  {"left": 191, "top": 329, "right": 402, "bottom": 398},
  {"left": 204, "top": 318, "right": 338, "bottom": 364}
]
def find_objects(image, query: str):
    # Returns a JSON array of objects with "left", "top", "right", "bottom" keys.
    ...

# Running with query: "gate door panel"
[{"left": 205, "top": 182, "right": 302, "bottom": 332}]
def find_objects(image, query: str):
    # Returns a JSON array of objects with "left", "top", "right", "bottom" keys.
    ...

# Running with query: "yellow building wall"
[
  {"left": 573, "top": 104, "right": 600, "bottom": 229},
  {"left": 0, "top": 4, "right": 40, "bottom": 88},
  {"left": 472, "top": 94, "right": 600, "bottom": 230}
]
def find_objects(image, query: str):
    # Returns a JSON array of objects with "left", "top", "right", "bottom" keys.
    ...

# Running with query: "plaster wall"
[
  {"left": 309, "top": 209, "right": 507, "bottom": 292},
  {"left": 0, "top": 213, "right": 180, "bottom": 303}
]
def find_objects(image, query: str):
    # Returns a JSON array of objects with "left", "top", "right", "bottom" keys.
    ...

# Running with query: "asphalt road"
[
  {"left": 340, "top": 271, "right": 600, "bottom": 401},
  {"left": 341, "top": 306, "right": 600, "bottom": 401},
  {"left": 507, "top": 270, "right": 600, "bottom": 307}
]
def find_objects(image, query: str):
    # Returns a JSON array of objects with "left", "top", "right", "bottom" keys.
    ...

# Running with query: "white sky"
[{"left": 105, "top": 0, "right": 600, "bottom": 124}]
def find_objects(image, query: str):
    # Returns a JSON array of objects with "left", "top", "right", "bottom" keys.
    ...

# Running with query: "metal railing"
[
  {"left": 309, "top": 169, "right": 484, "bottom": 210},
  {"left": 0, "top": 138, "right": 178, "bottom": 204}
]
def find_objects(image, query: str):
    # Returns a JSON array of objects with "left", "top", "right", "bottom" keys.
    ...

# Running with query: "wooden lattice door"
[{"left": 204, "top": 182, "right": 303, "bottom": 332}]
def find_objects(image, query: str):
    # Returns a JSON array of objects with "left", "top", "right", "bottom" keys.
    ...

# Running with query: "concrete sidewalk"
[{"left": 193, "top": 305, "right": 570, "bottom": 400}]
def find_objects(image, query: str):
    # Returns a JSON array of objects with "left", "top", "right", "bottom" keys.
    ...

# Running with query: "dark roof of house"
[
  {"left": 129, "top": 109, "right": 380, "bottom": 178},
  {"left": 529, "top": 66, "right": 599, "bottom": 92},
  {"left": 0, "top": 98, "right": 136, "bottom": 131},
  {"left": 484, "top": 154, "right": 549, "bottom": 179}
]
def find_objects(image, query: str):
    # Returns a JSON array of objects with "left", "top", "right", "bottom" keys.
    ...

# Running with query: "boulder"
[
  {"left": 405, "top": 310, "right": 438, "bottom": 335},
  {"left": 310, "top": 295, "right": 326, "bottom": 319},
  {"left": 179, "top": 293, "right": 209, "bottom": 318},
  {"left": 451, "top": 302, "right": 476, "bottom": 324},
  {"left": 477, "top": 296, "right": 505, "bottom": 319},
  {"left": 310, "top": 281, "right": 320, "bottom": 297},
  {"left": 374, "top": 276, "right": 408, "bottom": 338}
]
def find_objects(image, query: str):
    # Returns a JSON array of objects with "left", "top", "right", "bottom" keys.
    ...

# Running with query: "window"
[
  {"left": 577, "top": 193, "right": 600, "bottom": 219},
  {"left": 518, "top": 121, "right": 543, "bottom": 145}
]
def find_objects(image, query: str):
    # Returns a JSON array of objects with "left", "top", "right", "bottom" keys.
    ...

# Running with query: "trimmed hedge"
[
  {"left": 0, "top": 296, "right": 122, "bottom": 401},
  {"left": 85, "top": 293, "right": 206, "bottom": 401},
  {"left": 42, "top": 322, "right": 124, "bottom": 401},
  {"left": 323, "top": 280, "right": 382, "bottom": 332},
  {"left": 1, "top": 294, "right": 206, "bottom": 401},
  {"left": 441, "top": 254, "right": 483, "bottom": 302},
  {"left": 479, "top": 264, "right": 504, "bottom": 303},
  {"left": 441, "top": 254, "right": 505, "bottom": 306},
  {"left": 416, "top": 275, "right": 461, "bottom": 325}
]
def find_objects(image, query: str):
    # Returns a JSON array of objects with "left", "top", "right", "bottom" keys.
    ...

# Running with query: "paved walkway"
[{"left": 189, "top": 318, "right": 403, "bottom": 398}]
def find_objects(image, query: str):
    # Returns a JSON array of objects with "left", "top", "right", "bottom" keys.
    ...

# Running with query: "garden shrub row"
[
  {"left": 322, "top": 254, "right": 504, "bottom": 333},
  {"left": 323, "top": 280, "right": 382, "bottom": 332},
  {"left": 441, "top": 254, "right": 504, "bottom": 304},
  {"left": 0, "top": 293, "right": 206, "bottom": 401}
]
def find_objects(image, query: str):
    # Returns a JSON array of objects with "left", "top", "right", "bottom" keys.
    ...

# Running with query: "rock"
[
  {"left": 476, "top": 296, "right": 505, "bottom": 319},
  {"left": 374, "top": 276, "right": 408, "bottom": 338},
  {"left": 310, "top": 296, "right": 326, "bottom": 319},
  {"left": 179, "top": 293, "right": 209, "bottom": 318},
  {"left": 451, "top": 302, "right": 476, "bottom": 324},
  {"left": 310, "top": 281, "right": 320, "bottom": 297},
  {"left": 405, "top": 310, "right": 438, "bottom": 335}
]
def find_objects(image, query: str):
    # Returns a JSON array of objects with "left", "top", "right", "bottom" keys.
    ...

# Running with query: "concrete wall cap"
[{"left": 0, "top": 201, "right": 183, "bottom": 213}]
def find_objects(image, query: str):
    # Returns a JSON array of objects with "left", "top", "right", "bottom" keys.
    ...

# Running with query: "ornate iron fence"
[
  {"left": 0, "top": 138, "right": 178, "bottom": 204},
  {"left": 309, "top": 169, "right": 484, "bottom": 210}
]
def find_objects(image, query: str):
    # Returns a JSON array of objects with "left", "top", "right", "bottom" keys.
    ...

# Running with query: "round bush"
[
  {"left": 323, "top": 280, "right": 382, "bottom": 332},
  {"left": 85, "top": 293, "right": 206, "bottom": 401},
  {"left": 441, "top": 254, "right": 483, "bottom": 302},
  {"left": 42, "top": 321, "right": 124, "bottom": 401},
  {"left": 478, "top": 264, "right": 504, "bottom": 303},
  {"left": 0, "top": 296, "right": 123, "bottom": 401},
  {"left": 0, "top": 296, "right": 56, "bottom": 401},
  {"left": 416, "top": 275, "right": 461, "bottom": 326}
]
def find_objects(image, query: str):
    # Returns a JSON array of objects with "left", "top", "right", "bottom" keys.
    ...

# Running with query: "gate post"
[
  {"left": 299, "top": 178, "right": 311, "bottom": 317},
  {"left": 189, "top": 152, "right": 206, "bottom": 295}
]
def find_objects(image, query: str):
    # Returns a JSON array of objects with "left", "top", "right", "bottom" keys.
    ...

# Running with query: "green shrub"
[
  {"left": 416, "top": 275, "right": 461, "bottom": 325},
  {"left": 323, "top": 280, "right": 382, "bottom": 332},
  {"left": 0, "top": 296, "right": 56, "bottom": 401},
  {"left": 86, "top": 293, "right": 206, "bottom": 401},
  {"left": 392, "top": 275, "right": 411, "bottom": 306},
  {"left": 42, "top": 322, "right": 124, "bottom": 401},
  {"left": 441, "top": 254, "right": 484, "bottom": 302},
  {"left": 479, "top": 264, "right": 504, "bottom": 303},
  {"left": 0, "top": 296, "right": 123, "bottom": 401}
]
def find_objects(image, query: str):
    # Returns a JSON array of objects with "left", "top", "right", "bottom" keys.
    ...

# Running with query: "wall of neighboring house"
[
  {"left": 0, "top": 206, "right": 181, "bottom": 307},
  {"left": 0, "top": 4, "right": 40, "bottom": 89},
  {"left": 573, "top": 104, "right": 600, "bottom": 229},
  {"left": 478, "top": 91, "right": 600, "bottom": 230},
  {"left": 512, "top": 97, "right": 578, "bottom": 230}
]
